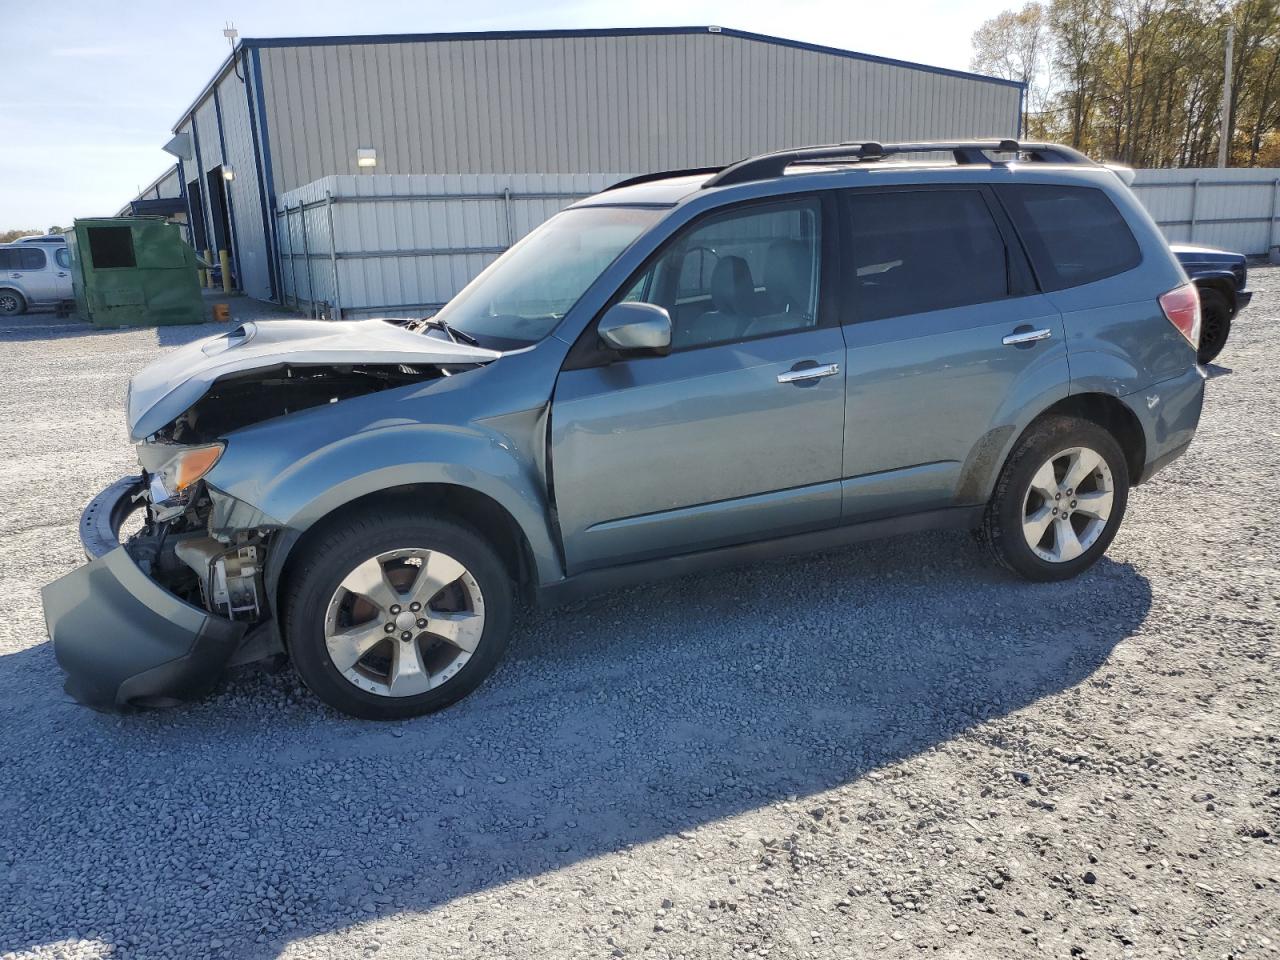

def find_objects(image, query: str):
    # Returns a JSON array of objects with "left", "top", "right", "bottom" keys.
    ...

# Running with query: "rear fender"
[{"left": 955, "top": 364, "right": 1070, "bottom": 505}]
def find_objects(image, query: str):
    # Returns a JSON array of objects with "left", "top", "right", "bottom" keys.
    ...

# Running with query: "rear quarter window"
[{"left": 998, "top": 184, "right": 1141, "bottom": 291}]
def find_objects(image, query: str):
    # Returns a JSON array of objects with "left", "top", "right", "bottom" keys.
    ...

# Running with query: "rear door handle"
[
  {"left": 56, "top": 272, "right": 67, "bottom": 277},
  {"left": 1002, "top": 327, "right": 1052, "bottom": 346},
  {"left": 778, "top": 362, "right": 840, "bottom": 384}
]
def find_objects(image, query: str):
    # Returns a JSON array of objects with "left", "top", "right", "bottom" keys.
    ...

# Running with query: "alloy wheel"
[
  {"left": 0, "top": 293, "right": 20, "bottom": 315},
  {"left": 323, "top": 547, "right": 485, "bottom": 697},
  {"left": 1021, "top": 446, "right": 1114, "bottom": 563}
]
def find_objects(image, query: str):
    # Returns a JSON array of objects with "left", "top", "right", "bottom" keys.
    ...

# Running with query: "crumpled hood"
[{"left": 126, "top": 318, "right": 499, "bottom": 441}]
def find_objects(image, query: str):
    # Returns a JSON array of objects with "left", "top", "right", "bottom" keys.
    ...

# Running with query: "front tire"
[
  {"left": 0, "top": 290, "right": 26, "bottom": 317},
  {"left": 979, "top": 416, "right": 1129, "bottom": 582},
  {"left": 1196, "top": 287, "right": 1232, "bottom": 365},
  {"left": 283, "top": 509, "right": 513, "bottom": 719}
]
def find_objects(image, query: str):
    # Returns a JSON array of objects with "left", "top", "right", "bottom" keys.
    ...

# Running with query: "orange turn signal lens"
[{"left": 163, "top": 443, "right": 224, "bottom": 494}]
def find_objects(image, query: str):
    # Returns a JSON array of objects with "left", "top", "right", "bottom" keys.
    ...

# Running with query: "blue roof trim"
[
  {"left": 173, "top": 24, "right": 1022, "bottom": 127},
  {"left": 243, "top": 26, "right": 1023, "bottom": 88}
]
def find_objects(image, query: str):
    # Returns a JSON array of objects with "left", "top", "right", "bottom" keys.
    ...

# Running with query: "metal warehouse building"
[{"left": 130, "top": 26, "right": 1023, "bottom": 314}]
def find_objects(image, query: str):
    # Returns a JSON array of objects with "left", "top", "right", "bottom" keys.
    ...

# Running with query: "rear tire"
[
  {"left": 0, "top": 290, "right": 26, "bottom": 317},
  {"left": 978, "top": 416, "right": 1129, "bottom": 582},
  {"left": 1196, "top": 287, "right": 1232, "bottom": 365},
  {"left": 283, "top": 509, "right": 513, "bottom": 719}
]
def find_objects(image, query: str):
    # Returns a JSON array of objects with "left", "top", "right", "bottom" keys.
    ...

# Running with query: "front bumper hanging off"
[{"left": 41, "top": 476, "right": 247, "bottom": 710}]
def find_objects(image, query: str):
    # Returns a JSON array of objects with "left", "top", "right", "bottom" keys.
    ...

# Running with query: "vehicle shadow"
[{"left": 0, "top": 531, "right": 1152, "bottom": 958}]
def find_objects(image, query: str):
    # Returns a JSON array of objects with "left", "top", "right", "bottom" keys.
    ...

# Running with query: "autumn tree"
[
  {"left": 971, "top": 2, "right": 1051, "bottom": 134},
  {"left": 971, "top": 0, "right": 1280, "bottom": 166}
]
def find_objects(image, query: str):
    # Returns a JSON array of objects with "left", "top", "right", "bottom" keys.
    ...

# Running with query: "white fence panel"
[
  {"left": 1131, "top": 168, "right": 1280, "bottom": 255},
  {"left": 275, "top": 172, "right": 631, "bottom": 319},
  {"left": 277, "top": 167, "right": 1280, "bottom": 320}
]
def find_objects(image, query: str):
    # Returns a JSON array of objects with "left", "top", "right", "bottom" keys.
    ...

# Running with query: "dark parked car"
[
  {"left": 1171, "top": 243, "right": 1252, "bottom": 364},
  {"left": 43, "top": 139, "right": 1207, "bottom": 719}
]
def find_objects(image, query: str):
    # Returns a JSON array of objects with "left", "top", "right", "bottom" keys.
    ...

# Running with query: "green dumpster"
[{"left": 67, "top": 217, "right": 204, "bottom": 327}]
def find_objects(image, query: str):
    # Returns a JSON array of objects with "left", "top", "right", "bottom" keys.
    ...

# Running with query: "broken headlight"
[{"left": 151, "top": 442, "right": 224, "bottom": 502}]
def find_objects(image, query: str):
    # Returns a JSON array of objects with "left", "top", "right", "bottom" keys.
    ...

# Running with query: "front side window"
[
  {"left": 433, "top": 205, "right": 664, "bottom": 349},
  {"left": 624, "top": 197, "right": 822, "bottom": 350},
  {"left": 846, "top": 189, "right": 1009, "bottom": 322},
  {"left": 997, "top": 183, "right": 1141, "bottom": 291},
  {"left": 55, "top": 247, "right": 71, "bottom": 269}
]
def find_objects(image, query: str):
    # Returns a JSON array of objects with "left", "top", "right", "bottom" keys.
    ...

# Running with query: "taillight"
[{"left": 1159, "top": 283, "right": 1200, "bottom": 350}]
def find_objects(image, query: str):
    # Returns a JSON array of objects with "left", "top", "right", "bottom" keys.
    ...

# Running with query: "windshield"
[{"left": 432, "top": 205, "right": 665, "bottom": 348}]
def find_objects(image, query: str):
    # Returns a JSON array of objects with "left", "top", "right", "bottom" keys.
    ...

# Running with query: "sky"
[{"left": 0, "top": 0, "right": 1013, "bottom": 229}]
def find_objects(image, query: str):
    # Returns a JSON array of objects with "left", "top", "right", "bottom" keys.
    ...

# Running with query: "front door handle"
[
  {"left": 1002, "top": 327, "right": 1052, "bottom": 346},
  {"left": 778, "top": 362, "right": 840, "bottom": 384},
  {"left": 56, "top": 272, "right": 67, "bottom": 277}
]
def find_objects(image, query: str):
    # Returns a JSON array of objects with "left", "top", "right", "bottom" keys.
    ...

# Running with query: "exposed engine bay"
[
  {"left": 153, "top": 362, "right": 452, "bottom": 444},
  {"left": 123, "top": 482, "right": 270, "bottom": 623},
  {"left": 44, "top": 316, "right": 508, "bottom": 710},
  {"left": 129, "top": 359, "right": 465, "bottom": 624}
]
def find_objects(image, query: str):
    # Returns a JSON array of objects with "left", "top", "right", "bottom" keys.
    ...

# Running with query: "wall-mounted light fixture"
[
  {"left": 356, "top": 148, "right": 377, "bottom": 168},
  {"left": 222, "top": 165, "right": 236, "bottom": 181}
]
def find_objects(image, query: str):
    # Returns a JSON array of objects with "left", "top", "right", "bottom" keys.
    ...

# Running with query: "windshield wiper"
[{"left": 414, "top": 317, "right": 480, "bottom": 346}]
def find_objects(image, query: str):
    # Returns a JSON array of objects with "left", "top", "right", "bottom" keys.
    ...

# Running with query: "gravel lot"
[{"left": 0, "top": 279, "right": 1276, "bottom": 960}]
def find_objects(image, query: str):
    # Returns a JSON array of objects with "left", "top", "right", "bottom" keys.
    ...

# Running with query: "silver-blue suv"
[{"left": 43, "top": 140, "right": 1206, "bottom": 719}]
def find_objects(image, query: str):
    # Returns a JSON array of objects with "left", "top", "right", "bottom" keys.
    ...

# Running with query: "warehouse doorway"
[
  {"left": 205, "top": 166, "right": 235, "bottom": 289},
  {"left": 186, "top": 177, "right": 208, "bottom": 256}
]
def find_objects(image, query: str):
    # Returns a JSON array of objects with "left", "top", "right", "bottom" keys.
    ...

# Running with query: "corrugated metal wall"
[
  {"left": 276, "top": 173, "right": 624, "bottom": 317},
  {"left": 257, "top": 32, "right": 1021, "bottom": 195},
  {"left": 153, "top": 167, "right": 182, "bottom": 199},
  {"left": 214, "top": 68, "right": 272, "bottom": 300},
  {"left": 1131, "top": 168, "right": 1280, "bottom": 255},
  {"left": 117, "top": 166, "right": 182, "bottom": 213}
]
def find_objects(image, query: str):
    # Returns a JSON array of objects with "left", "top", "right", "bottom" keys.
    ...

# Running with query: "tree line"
[
  {"left": 971, "top": 0, "right": 1280, "bottom": 167},
  {"left": 0, "top": 228, "right": 65, "bottom": 243}
]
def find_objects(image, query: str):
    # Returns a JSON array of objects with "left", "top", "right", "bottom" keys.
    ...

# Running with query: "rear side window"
[
  {"left": 997, "top": 184, "right": 1141, "bottom": 291},
  {"left": 0, "top": 247, "right": 46, "bottom": 270},
  {"left": 845, "top": 189, "right": 1009, "bottom": 322}
]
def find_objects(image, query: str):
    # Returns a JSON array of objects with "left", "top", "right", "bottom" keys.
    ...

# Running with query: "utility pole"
[{"left": 1218, "top": 24, "right": 1234, "bottom": 168}]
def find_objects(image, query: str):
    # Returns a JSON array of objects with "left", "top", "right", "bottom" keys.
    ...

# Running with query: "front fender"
[{"left": 209, "top": 418, "right": 563, "bottom": 599}]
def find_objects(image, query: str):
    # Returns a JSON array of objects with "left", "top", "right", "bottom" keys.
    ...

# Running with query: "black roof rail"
[
  {"left": 605, "top": 167, "right": 725, "bottom": 192},
  {"left": 703, "top": 140, "right": 1097, "bottom": 188}
]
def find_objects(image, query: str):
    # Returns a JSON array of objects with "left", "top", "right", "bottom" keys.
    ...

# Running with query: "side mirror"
[{"left": 597, "top": 302, "right": 672, "bottom": 356}]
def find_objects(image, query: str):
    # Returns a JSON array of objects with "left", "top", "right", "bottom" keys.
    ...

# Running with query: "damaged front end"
[
  {"left": 43, "top": 460, "right": 276, "bottom": 710},
  {"left": 43, "top": 317, "right": 500, "bottom": 710}
]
